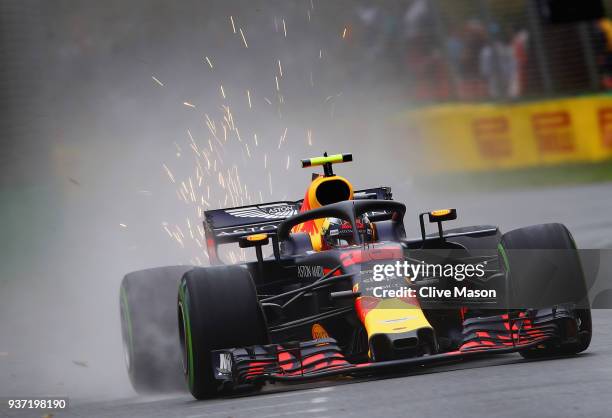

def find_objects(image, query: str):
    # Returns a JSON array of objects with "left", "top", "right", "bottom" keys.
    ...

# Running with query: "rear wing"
[
  {"left": 203, "top": 187, "right": 392, "bottom": 264},
  {"left": 204, "top": 201, "right": 299, "bottom": 264}
]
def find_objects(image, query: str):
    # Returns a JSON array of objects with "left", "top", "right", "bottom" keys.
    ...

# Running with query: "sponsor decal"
[
  {"left": 472, "top": 116, "right": 512, "bottom": 159},
  {"left": 217, "top": 224, "right": 278, "bottom": 237},
  {"left": 599, "top": 108, "right": 612, "bottom": 148},
  {"left": 531, "top": 111, "right": 575, "bottom": 153},
  {"left": 381, "top": 316, "right": 416, "bottom": 323},
  {"left": 312, "top": 323, "right": 330, "bottom": 339},
  {"left": 226, "top": 203, "right": 297, "bottom": 220},
  {"left": 218, "top": 352, "right": 232, "bottom": 374},
  {"left": 297, "top": 265, "right": 324, "bottom": 278}
]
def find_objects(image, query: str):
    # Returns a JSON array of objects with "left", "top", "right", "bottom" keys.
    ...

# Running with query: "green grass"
[{"left": 417, "top": 159, "right": 612, "bottom": 192}]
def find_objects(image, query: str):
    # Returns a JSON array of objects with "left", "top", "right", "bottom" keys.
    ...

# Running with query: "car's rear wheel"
[
  {"left": 499, "top": 223, "right": 592, "bottom": 358},
  {"left": 178, "top": 266, "right": 268, "bottom": 399},
  {"left": 120, "top": 266, "right": 192, "bottom": 393}
]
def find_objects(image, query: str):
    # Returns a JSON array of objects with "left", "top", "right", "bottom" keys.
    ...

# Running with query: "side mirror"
[
  {"left": 239, "top": 233, "right": 270, "bottom": 265},
  {"left": 419, "top": 208, "right": 458, "bottom": 242}
]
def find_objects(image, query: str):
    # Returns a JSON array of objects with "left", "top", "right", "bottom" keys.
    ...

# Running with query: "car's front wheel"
[
  {"left": 178, "top": 266, "right": 268, "bottom": 399},
  {"left": 499, "top": 223, "right": 592, "bottom": 358}
]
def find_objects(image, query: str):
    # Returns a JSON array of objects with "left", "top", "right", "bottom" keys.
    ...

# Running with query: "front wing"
[{"left": 212, "top": 308, "right": 576, "bottom": 385}]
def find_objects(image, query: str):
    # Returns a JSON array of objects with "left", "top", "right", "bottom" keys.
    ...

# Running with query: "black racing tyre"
[
  {"left": 178, "top": 266, "right": 268, "bottom": 399},
  {"left": 120, "top": 266, "right": 192, "bottom": 393},
  {"left": 499, "top": 223, "right": 592, "bottom": 358}
]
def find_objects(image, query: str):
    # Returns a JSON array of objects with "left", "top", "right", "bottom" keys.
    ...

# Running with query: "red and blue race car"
[{"left": 120, "top": 153, "right": 592, "bottom": 399}]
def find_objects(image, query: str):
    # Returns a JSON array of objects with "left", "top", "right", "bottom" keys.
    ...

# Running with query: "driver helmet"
[{"left": 321, "top": 215, "right": 375, "bottom": 248}]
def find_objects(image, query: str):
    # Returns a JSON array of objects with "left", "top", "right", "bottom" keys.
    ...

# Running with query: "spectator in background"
[
  {"left": 479, "top": 25, "right": 515, "bottom": 99},
  {"left": 509, "top": 26, "right": 529, "bottom": 98},
  {"left": 380, "top": 0, "right": 407, "bottom": 74},
  {"left": 457, "top": 19, "right": 488, "bottom": 99},
  {"left": 446, "top": 25, "right": 465, "bottom": 73},
  {"left": 594, "top": 17, "right": 612, "bottom": 89},
  {"left": 401, "top": 0, "right": 430, "bottom": 40},
  {"left": 355, "top": 1, "right": 383, "bottom": 62},
  {"left": 401, "top": 0, "right": 452, "bottom": 100}
]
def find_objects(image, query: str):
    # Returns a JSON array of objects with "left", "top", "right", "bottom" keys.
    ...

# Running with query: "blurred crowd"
[
  {"left": 347, "top": 0, "right": 612, "bottom": 102},
  {"left": 13, "top": 0, "right": 612, "bottom": 109}
]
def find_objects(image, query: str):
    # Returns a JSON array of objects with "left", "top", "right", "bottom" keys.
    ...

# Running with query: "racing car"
[{"left": 119, "top": 153, "right": 592, "bottom": 399}]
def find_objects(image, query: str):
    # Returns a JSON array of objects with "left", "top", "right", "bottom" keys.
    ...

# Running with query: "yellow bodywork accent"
[
  {"left": 363, "top": 298, "right": 432, "bottom": 337},
  {"left": 309, "top": 227, "right": 324, "bottom": 252},
  {"left": 306, "top": 175, "right": 353, "bottom": 209},
  {"left": 304, "top": 154, "right": 348, "bottom": 167}
]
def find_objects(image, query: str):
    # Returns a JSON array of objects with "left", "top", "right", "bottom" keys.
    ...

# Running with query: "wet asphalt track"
[
  {"left": 40, "top": 311, "right": 612, "bottom": 418},
  {"left": 3, "top": 182, "right": 612, "bottom": 418}
]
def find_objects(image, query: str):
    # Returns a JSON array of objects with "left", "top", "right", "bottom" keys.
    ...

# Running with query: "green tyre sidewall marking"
[
  {"left": 179, "top": 280, "right": 195, "bottom": 391},
  {"left": 498, "top": 243, "right": 512, "bottom": 310},
  {"left": 120, "top": 285, "right": 134, "bottom": 372},
  {"left": 497, "top": 243, "right": 510, "bottom": 273}
]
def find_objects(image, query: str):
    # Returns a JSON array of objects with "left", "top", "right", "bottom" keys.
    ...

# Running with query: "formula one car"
[{"left": 119, "top": 153, "right": 592, "bottom": 398}]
